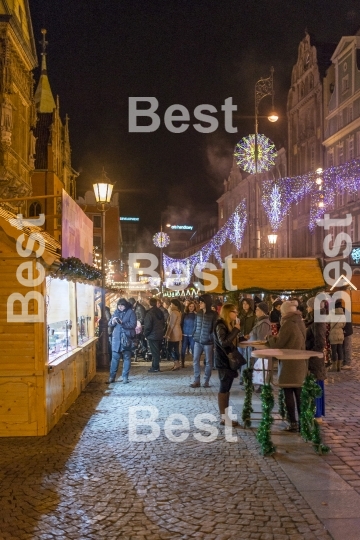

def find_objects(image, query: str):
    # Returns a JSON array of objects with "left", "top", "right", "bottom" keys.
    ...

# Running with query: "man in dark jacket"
[
  {"left": 144, "top": 298, "right": 165, "bottom": 372},
  {"left": 190, "top": 294, "right": 218, "bottom": 388},
  {"left": 108, "top": 298, "right": 137, "bottom": 383}
]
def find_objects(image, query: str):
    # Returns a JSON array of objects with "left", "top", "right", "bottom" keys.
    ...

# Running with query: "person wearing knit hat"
[
  {"left": 306, "top": 297, "right": 315, "bottom": 310},
  {"left": 256, "top": 302, "right": 269, "bottom": 316},
  {"left": 268, "top": 299, "right": 307, "bottom": 432},
  {"left": 305, "top": 296, "right": 327, "bottom": 422},
  {"left": 280, "top": 300, "right": 298, "bottom": 316},
  {"left": 249, "top": 303, "right": 271, "bottom": 341}
]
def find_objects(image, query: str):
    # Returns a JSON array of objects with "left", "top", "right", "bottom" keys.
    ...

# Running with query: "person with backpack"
[{"left": 108, "top": 298, "right": 137, "bottom": 384}]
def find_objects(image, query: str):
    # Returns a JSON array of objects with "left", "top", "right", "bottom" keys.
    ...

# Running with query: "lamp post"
[
  {"left": 254, "top": 67, "right": 278, "bottom": 258},
  {"left": 93, "top": 169, "right": 114, "bottom": 369},
  {"left": 267, "top": 233, "right": 278, "bottom": 258}
]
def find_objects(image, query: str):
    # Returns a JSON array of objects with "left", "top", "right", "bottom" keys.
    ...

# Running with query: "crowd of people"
[{"left": 104, "top": 292, "right": 353, "bottom": 429}]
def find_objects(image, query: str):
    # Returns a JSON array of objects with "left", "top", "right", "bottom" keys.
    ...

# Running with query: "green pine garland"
[
  {"left": 278, "top": 388, "right": 289, "bottom": 421},
  {"left": 256, "top": 383, "right": 276, "bottom": 456},
  {"left": 242, "top": 367, "right": 254, "bottom": 428},
  {"left": 300, "top": 374, "right": 330, "bottom": 455},
  {"left": 50, "top": 257, "right": 102, "bottom": 282}
]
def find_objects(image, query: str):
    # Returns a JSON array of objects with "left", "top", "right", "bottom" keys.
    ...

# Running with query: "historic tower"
[
  {"left": 0, "top": 0, "right": 37, "bottom": 200},
  {"left": 31, "top": 29, "right": 79, "bottom": 241}
]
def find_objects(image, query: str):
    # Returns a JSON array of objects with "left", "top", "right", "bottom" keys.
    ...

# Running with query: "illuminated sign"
[
  {"left": 170, "top": 225, "right": 193, "bottom": 230},
  {"left": 120, "top": 217, "right": 139, "bottom": 221}
]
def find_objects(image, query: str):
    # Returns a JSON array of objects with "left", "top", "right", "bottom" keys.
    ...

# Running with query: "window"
[
  {"left": 342, "top": 75, "right": 349, "bottom": 93},
  {"left": 93, "top": 215, "right": 101, "bottom": 228},
  {"left": 349, "top": 220, "right": 355, "bottom": 243},
  {"left": 220, "top": 207, "right": 223, "bottom": 219},
  {"left": 93, "top": 236, "right": 101, "bottom": 248},
  {"left": 310, "top": 144, "right": 315, "bottom": 170},
  {"left": 349, "top": 104, "right": 353, "bottom": 123},
  {"left": 338, "top": 111, "right": 343, "bottom": 130},
  {"left": 337, "top": 144, "right": 344, "bottom": 165},
  {"left": 29, "top": 202, "right": 41, "bottom": 217},
  {"left": 348, "top": 136, "right": 354, "bottom": 161},
  {"left": 327, "top": 149, "right": 334, "bottom": 167}
]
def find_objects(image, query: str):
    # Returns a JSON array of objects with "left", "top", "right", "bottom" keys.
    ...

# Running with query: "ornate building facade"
[
  {"left": 0, "top": 0, "right": 37, "bottom": 201},
  {"left": 30, "top": 29, "right": 79, "bottom": 242}
]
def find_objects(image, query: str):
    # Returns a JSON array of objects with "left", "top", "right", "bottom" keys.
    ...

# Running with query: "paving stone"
[{"left": 0, "top": 355, "right": 339, "bottom": 539}]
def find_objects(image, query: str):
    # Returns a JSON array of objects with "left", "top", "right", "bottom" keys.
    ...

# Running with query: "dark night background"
[{"left": 29, "top": 0, "right": 360, "bottom": 236}]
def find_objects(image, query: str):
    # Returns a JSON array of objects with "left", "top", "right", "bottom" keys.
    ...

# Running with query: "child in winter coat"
[{"left": 329, "top": 306, "right": 345, "bottom": 372}]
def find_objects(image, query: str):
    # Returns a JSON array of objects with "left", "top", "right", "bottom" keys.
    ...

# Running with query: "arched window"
[{"left": 29, "top": 202, "right": 41, "bottom": 217}]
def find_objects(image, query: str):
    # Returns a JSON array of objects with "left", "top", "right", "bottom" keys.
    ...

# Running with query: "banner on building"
[{"left": 62, "top": 190, "right": 93, "bottom": 264}]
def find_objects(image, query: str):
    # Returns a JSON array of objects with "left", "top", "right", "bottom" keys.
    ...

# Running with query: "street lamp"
[
  {"left": 267, "top": 233, "right": 278, "bottom": 258},
  {"left": 93, "top": 168, "right": 114, "bottom": 369},
  {"left": 254, "top": 67, "right": 278, "bottom": 258}
]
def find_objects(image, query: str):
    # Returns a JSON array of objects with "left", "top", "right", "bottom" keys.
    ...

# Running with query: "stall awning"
[
  {"left": 0, "top": 207, "right": 60, "bottom": 266},
  {"left": 200, "top": 258, "right": 326, "bottom": 294}
]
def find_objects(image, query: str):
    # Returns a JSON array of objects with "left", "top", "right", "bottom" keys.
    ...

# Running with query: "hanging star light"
[
  {"left": 153, "top": 231, "right": 170, "bottom": 248},
  {"left": 234, "top": 134, "right": 277, "bottom": 174}
]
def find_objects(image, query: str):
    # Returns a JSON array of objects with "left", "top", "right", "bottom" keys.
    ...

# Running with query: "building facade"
[{"left": 0, "top": 0, "right": 37, "bottom": 202}]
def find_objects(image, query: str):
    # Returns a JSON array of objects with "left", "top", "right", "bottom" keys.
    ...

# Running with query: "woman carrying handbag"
[{"left": 214, "top": 303, "right": 246, "bottom": 426}]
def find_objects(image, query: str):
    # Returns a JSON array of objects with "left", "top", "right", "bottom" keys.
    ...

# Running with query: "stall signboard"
[{"left": 62, "top": 190, "right": 93, "bottom": 264}]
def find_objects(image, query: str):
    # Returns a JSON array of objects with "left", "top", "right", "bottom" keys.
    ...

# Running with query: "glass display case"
[
  {"left": 76, "top": 283, "right": 95, "bottom": 344},
  {"left": 46, "top": 277, "right": 77, "bottom": 362}
]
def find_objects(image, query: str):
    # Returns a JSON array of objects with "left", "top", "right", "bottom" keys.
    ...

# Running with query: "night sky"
[{"left": 29, "top": 0, "right": 359, "bottom": 237}]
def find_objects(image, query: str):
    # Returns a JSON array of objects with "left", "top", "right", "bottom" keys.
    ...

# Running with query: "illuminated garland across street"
[
  {"left": 234, "top": 134, "right": 277, "bottom": 174},
  {"left": 261, "top": 158, "right": 360, "bottom": 232},
  {"left": 163, "top": 200, "right": 247, "bottom": 287}
]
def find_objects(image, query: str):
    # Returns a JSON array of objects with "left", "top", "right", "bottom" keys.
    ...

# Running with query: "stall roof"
[
  {"left": 0, "top": 207, "right": 60, "bottom": 266},
  {"left": 201, "top": 258, "right": 326, "bottom": 294}
]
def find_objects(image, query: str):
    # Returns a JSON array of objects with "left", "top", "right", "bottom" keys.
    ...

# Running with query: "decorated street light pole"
[
  {"left": 254, "top": 67, "right": 278, "bottom": 258},
  {"left": 153, "top": 228, "right": 170, "bottom": 293},
  {"left": 93, "top": 169, "right": 114, "bottom": 369}
]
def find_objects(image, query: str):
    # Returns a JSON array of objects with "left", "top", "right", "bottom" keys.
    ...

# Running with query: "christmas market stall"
[
  {"left": 0, "top": 207, "right": 100, "bottom": 436},
  {"left": 201, "top": 257, "right": 329, "bottom": 456}
]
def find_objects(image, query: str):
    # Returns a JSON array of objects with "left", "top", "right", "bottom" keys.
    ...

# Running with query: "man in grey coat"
[{"left": 268, "top": 300, "right": 306, "bottom": 432}]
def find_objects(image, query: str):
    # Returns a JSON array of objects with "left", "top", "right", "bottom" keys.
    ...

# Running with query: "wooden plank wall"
[
  {"left": 0, "top": 255, "right": 46, "bottom": 435},
  {"left": 0, "top": 254, "right": 97, "bottom": 436}
]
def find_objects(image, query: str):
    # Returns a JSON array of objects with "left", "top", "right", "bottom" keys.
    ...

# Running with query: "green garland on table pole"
[
  {"left": 278, "top": 388, "right": 289, "bottom": 421},
  {"left": 256, "top": 383, "right": 276, "bottom": 456},
  {"left": 242, "top": 367, "right": 254, "bottom": 428},
  {"left": 300, "top": 374, "right": 330, "bottom": 455}
]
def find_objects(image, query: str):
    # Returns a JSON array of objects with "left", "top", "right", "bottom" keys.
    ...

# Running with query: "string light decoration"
[
  {"left": 351, "top": 248, "right": 360, "bottom": 264},
  {"left": 153, "top": 231, "right": 170, "bottom": 248},
  {"left": 163, "top": 200, "right": 247, "bottom": 288},
  {"left": 234, "top": 134, "right": 277, "bottom": 174},
  {"left": 261, "top": 158, "right": 360, "bottom": 232}
]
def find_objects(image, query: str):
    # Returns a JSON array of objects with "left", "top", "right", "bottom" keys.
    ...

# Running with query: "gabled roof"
[{"left": 201, "top": 258, "right": 325, "bottom": 294}]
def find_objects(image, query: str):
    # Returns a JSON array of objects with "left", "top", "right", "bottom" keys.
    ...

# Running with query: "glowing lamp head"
[
  {"left": 268, "top": 110, "right": 279, "bottom": 123},
  {"left": 316, "top": 177, "right": 323, "bottom": 185},
  {"left": 316, "top": 168, "right": 323, "bottom": 175},
  {"left": 133, "top": 262, "right": 140, "bottom": 269},
  {"left": 318, "top": 201, "right": 324, "bottom": 208},
  {"left": 268, "top": 233, "right": 278, "bottom": 245},
  {"left": 93, "top": 182, "right": 113, "bottom": 204}
]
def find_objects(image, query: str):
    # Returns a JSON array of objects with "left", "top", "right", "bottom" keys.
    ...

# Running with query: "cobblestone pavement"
[
  {"left": 320, "top": 327, "right": 360, "bottom": 493},
  {"left": 0, "top": 358, "right": 334, "bottom": 540}
]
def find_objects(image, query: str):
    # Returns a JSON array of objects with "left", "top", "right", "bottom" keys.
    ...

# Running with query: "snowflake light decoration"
[
  {"left": 153, "top": 231, "right": 170, "bottom": 248},
  {"left": 234, "top": 134, "right": 277, "bottom": 174},
  {"left": 351, "top": 248, "right": 360, "bottom": 265}
]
